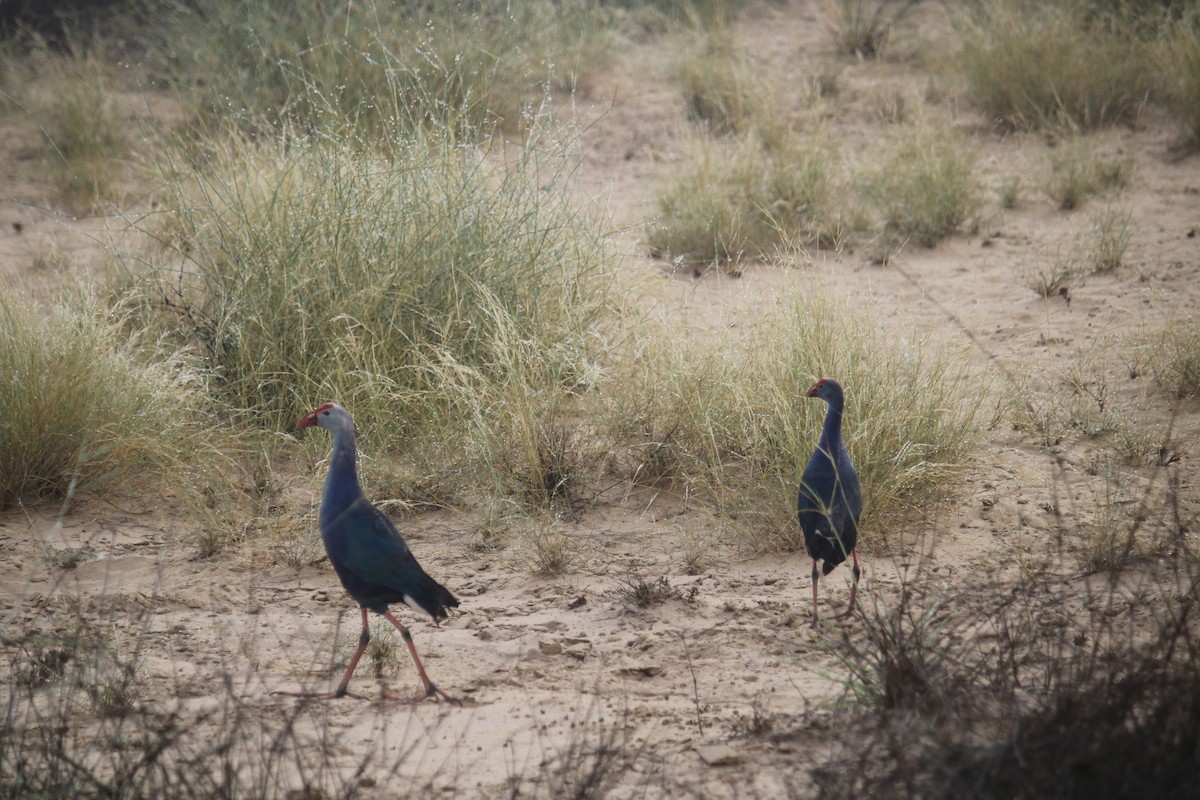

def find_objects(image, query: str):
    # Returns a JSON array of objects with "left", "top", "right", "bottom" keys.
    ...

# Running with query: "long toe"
[
  {"left": 383, "top": 685, "right": 456, "bottom": 704},
  {"left": 431, "top": 685, "right": 461, "bottom": 705},
  {"left": 272, "top": 689, "right": 369, "bottom": 700}
]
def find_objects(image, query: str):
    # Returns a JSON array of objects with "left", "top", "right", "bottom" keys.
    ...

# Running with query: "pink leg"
[
  {"left": 381, "top": 611, "right": 456, "bottom": 704},
  {"left": 811, "top": 559, "right": 821, "bottom": 627},
  {"left": 274, "top": 608, "right": 370, "bottom": 700},
  {"left": 839, "top": 548, "right": 861, "bottom": 619}
]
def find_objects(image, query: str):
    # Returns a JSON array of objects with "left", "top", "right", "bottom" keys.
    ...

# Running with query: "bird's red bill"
[{"left": 298, "top": 402, "right": 336, "bottom": 429}]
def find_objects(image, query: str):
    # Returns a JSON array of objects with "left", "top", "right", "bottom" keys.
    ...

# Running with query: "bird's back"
[
  {"left": 322, "top": 495, "right": 459, "bottom": 619},
  {"left": 798, "top": 440, "right": 862, "bottom": 573}
]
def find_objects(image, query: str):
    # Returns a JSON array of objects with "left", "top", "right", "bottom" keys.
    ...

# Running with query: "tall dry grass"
[
  {"left": 126, "top": 128, "right": 613, "bottom": 454},
  {"left": 0, "top": 292, "right": 209, "bottom": 510},
  {"left": 147, "top": 0, "right": 612, "bottom": 138},
  {"left": 604, "top": 286, "right": 982, "bottom": 550},
  {"left": 953, "top": 0, "right": 1153, "bottom": 131}
]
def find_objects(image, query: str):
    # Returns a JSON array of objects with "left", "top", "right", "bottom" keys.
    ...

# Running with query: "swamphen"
[
  {"left": 798, "top": 379, "right": 862, "bottom": 625},
  {"left": 279, "top": 402, "right": 459, "bottom": 702}
]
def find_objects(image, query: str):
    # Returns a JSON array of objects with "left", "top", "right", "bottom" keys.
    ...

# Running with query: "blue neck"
[
  {"left": 820, "top": 397, "right": 844, "bottom": 449},
  {"left": 322, "top": 426, "right": 362, "bottom": 519}
]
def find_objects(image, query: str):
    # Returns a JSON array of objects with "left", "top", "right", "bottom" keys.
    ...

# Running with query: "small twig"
[{"left": 677, "top": 632, "right": 704, "bottom": 736}]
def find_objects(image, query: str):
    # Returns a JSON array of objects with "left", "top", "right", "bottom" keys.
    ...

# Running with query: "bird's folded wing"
[{"left": 333, "top": 501, "right": 419, "bottom": 575}]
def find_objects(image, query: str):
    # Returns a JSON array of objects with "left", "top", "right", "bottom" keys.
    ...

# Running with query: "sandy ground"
[{"left": 2, "top": 2, "right": 1198, "bottom": 797}]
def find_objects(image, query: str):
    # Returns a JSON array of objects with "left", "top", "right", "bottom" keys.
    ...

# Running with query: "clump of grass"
[
  {"left": 823, "top": 0, "right": 919, "bottom": 58},
  {"left": 1021, "top": 248, "right": 1087, "bottom": 299},
  {"left": 865, "top": 124, "right": 981, "bottom": 247},
  {"left": 132, "top": 128, "right": 612, "bottom": 456},
  {"left": 1021, "top": 208, "right": 1135, "bottom": 297},
  {"left": 869, "top": 85, "right": 910, "bottom": 124},
  {"left": 617, "top": 427, "right": 685, "bottom": 489},
  {"left": 603, "top": 287, "right": 982, "bottom": 550},
  {"left": 1155, "top": 9, "right": 1200, "bottom": 144},
  {"left": 87, "top": 658, "right": 141, "bottom": 719},
  {"left": 11, "top": 36, "right": 125, "bottom": 208},
  {"left": 612, "top": 576, "right": 678, "bottom": 610},
  {"left": 366, "top": 619, "right": 400, "bottom": 680},
  {"left": 42, "top": 549, "right": 94, "bottom": 570},
  {"left": 648, "top": 133, "right": 849, "bottom": 265},
  {"left": 676, "top": 32, "right": 772, "bottom": 136},
  {"left": 679, "top": 528, "right": 715, "bottom": 575},
  {"left": 1046, "top": 139, "right": 1134, "bottom": 210},
  {"left": 428, "top": 293, "right": 602, "bottom": 514},
  {"left": 953, "top": 0, "right": 1153, "bottom": 131},
  {"left": 683, "top": 0, "right": 748, "bottom": 30},
  {"left": 485, "top": 409, "right": 595, "bottom": 514},
  {"left": 1086, "top": 204, "right": 1135, "bottom": 272},
  {"left": 523, "top": 520, "right": 577, "bottom": 575},
  {"left": 1081, "top": 466, "right": 1139, "bottom": 573},
  {"left": 1111, "top": 417, "right": 1183, "bottom": 467},
  {"left": 14, "top": 645, "right": 74, "bottom": 690},
  {"left": 1149, "top": 315, "right": 1200, "bottom": 399},
  {"left": 997, "top": 175, "right": 1021, "bottom": 209},
  {"left": 813, "top": 63, "right": 844, "bottom": 100},
  {"left": 0, "top": 293, "right": 205, "bottom": 510}
]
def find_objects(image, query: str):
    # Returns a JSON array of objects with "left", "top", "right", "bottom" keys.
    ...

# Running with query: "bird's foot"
[
  {"left": 272, "top": 689, "right": 368, "bottom": 700},
  {"left": 383, "top": 683, "right": 460, "bottom": 705}
]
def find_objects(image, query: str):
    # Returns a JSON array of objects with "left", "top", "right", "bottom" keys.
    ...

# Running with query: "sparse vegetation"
[
  {"left": 679, "top": 528, "right": 715, "bottom": 575},
  {"left": 866, "top": 123, "right": 981, "bottom": 247},
  {"left": 613, "top": 575, "right": 678, "bottom": 609},
  {"left": 1, "top": 622, "right": 423, "bottom": 798},
  {"left": 1, "top": 2, "right": 1199, "bottom": 798},
  {"left": 151, "top": 0, "right": 611, "bottom": 137},
  {"left": 1022, "top": 247, "right": 1089, "bottom": 299},
  {"left": 997, "top": 174, "right": 1021, "bottom": 209},
  {"left": 648, "top": 133, "right": 848, "bottom": 265},
  {"left": 814, "top": 561, "right": 1200, "bottom": 800},
  {"left": 1022, "top": 207, "right": 1134, "bottom": 297},
  {"left": 1086, "top": 204, "right": 1135, "bottom": 272},
  {"left": 676, "top": 31, "right": 772, "bottom": 136},
  {"left": 824, "top": 0, "right": 919, "bottom": 58},
  {"left": 1155, "top": 9, "right": 1200, "bottom": 143},
  {"left": 1046, "top": 138, "right": 1134, "bottom": 210},
  {"left": 7, "top": 36, "right": 126, "bottom": 208},
  {"left": 523, "top": 521, "right": 578, "bottom": 575},
  {"left": 1151, "top": 315, "right": 1200, "bottom": 399},
  {"left": 828, "top": 587, "right": 954, "bottom": 713}
]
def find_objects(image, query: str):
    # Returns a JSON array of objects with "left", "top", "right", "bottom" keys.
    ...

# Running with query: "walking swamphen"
[
  {"left": 798, "top": 379, "right": 862, "bottom": 625},
  {"left": 278, "top": 402, "right": 459, "bottom": 702}
]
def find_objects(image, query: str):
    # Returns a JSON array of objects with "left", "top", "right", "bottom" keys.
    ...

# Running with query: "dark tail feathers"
[
  {"left": 821, "top": 556, "right": 845, "bottom": 576},
  {"left": 413, "top": 575, "right": 460, "bottom": 622}
]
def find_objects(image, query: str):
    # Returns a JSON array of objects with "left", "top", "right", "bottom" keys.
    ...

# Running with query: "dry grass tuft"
[{"left": 0, "top": 293, "right": 214, "bottom": 511}]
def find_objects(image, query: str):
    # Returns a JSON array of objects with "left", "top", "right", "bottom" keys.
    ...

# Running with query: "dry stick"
[{"left": 677, "top": 632, "right": 704, "bottom": 735}]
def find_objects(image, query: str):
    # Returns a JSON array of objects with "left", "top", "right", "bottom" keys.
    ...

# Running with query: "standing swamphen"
[
  {"left": 798, "top": 379, "right": 862, "bottom": 625},
  {"left": 279, "top": 402, "right": 459, "bottom": 702}
]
